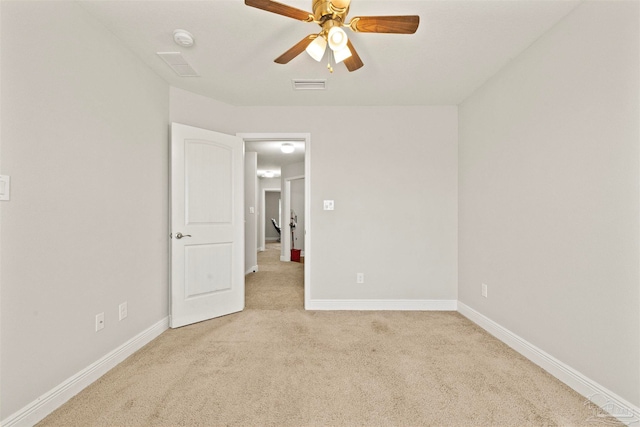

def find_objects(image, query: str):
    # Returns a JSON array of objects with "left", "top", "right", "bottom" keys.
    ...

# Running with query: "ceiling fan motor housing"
[{"left": 312, "top": 0, "right": 349, "bottom": 24}]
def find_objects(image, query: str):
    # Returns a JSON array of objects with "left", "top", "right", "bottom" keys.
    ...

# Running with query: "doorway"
[
  {"left": 263, "top": 190, "right": 281, "bottom": 248},
  {"left": 238, "top": 132, "right": 311, "bottom": 309}
]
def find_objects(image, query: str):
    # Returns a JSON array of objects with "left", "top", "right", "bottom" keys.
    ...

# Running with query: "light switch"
[
  {"left": 323, "top": 200, "right": 334, "bottom": 211},
  {"left": 0, "top": 175, "right": 10, "bottom": 201}
]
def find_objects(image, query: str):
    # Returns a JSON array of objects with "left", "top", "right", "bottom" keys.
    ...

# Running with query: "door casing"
[{"left": 237, "top": 132, "right": 311, "bottom": 309}]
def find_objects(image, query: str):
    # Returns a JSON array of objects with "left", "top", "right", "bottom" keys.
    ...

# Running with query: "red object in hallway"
[{"left": 291, "top": 249, "right": 301, "bottom": 262}]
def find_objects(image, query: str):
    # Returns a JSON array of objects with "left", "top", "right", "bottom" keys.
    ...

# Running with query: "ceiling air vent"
[
  {"left": 292, "top": 79, "right": 327, "bottom": 91},
  {"left": 157, "top": 52, "right": 199, "bottom": 77}
]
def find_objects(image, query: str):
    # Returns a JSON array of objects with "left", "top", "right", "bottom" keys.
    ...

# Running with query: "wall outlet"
[
  {"left": 323, "top": 200, "right": 335, "bottom": 211},
  {"left": 0, "top": 175, "right": 10, "bottom": 201},
  {"left": 482, "top": 283, "right": 488, "bottom": 298},
  {"left": 357, "top": 273, "right": 364, "bottom": 284},
  {"left": 119, "top": 302, "right": 128, "bottom": 321},
  {"left": 95, "top": 312, "right": 105, "bottom": 331}
]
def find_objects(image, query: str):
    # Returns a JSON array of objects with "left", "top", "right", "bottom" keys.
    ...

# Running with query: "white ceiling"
[
  {"left": 78, "top": 0, "right": 581, "bottom": 175},
  {"left": 245, "top": 139, "right": 306, "bottom": 177},
  {"left": 80, "top": 0, "right": 582, "bottom": 107}
]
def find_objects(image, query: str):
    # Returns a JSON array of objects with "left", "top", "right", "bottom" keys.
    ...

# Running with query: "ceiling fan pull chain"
[{"left": 327, "top": 49, "right": 334, "bottom": 73}]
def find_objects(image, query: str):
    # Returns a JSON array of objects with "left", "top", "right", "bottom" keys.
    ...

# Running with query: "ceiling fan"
[{"left": 245, "top": 0, "right": 419, "bottom": 72}]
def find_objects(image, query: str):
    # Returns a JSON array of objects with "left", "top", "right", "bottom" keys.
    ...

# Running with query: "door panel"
[
  {"left": 185, "top": 243, "right": 232, "bottom": 297},
  {"left": 185, "top": 141, "right": 232, "bottom": 224},
  {"left": 171, "top": 123, "right": 244, "bottom": 328}
]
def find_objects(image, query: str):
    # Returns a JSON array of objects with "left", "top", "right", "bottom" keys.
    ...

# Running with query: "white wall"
[
  {"left": 260, "top": 178, "right": 282, "bottom": 192},
  {"left": 459, "top": 0, "right": 639, "bottom": 407},
  {"left": 0, "top": 2, "right": 169, "bottom": 419},
  {"left": 3, "top": 0, "right": 634, "bottom": 420},
  {"left": 171, "top": 88, "right": 459, "bottom": 303},
  {"left": 244, "top": 152, "right": 258, "bottom": 273},
  {"left": 281, "top": 161, "right": 305, "bottom": 180}
]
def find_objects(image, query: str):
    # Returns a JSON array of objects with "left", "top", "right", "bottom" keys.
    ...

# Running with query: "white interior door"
[{"left": 170, "top": 123, "right": 244, "bottom": 328}]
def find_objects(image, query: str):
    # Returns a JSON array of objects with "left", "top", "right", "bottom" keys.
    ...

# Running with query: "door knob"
[{"left": 175, "top": 232, "right": 192, "bottom": 239}]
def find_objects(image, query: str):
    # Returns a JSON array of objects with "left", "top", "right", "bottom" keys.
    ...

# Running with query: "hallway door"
[{"left": 170, "top": 123, "right": 244, "bottom": 328}]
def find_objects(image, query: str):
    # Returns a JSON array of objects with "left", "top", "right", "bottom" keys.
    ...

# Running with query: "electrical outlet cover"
[
  {"left": 96, "top": 313, "right": 105, "bottom": 331},
  {"left": 119, "top": 302, "right": 128, "bottom": 320}
]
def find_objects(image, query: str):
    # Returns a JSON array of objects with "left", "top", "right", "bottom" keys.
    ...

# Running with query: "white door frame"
[{"left": 236, "top": 132, "right": 311, "bottom": 310}]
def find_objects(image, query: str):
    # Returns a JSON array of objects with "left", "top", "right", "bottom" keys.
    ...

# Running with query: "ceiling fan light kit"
[
  {"left": 327, "top": 26, "right": 348, "bottom": 51},
  {"left": 333, "top": 45, "right": 352, "bottom": 63},
  {"left": 245, "top": 0, "right": 419, "bottom": 73},
  {"left": 306, "top": 36, "right": 327, "bottom": 61}
]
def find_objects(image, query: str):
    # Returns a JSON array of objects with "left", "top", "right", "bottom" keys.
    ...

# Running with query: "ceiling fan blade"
[
  {"left": 274, "top": 35, "right": 318, "bottom": 64},
  {"left": 349, "top": 15, "right": 420, "bottom": 34},
  {"left": 343, "top": 40, "right": 363, "bottom": 72},
  {"left": 245, "top": 0, "right": 313, "bottom": 22}
]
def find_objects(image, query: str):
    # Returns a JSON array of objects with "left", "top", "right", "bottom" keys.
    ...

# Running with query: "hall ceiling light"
[{"left": 281, "top": 143, "right": 295, "bottom": 154}]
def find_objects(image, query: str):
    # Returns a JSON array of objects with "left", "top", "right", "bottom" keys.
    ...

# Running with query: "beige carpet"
[{"left": 37, "top": 243, "right": 620, "bottom": 426}]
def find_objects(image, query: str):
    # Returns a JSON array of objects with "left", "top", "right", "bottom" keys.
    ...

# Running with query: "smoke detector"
[{"left": 173, "top": 30, "right": 194, "bottom": 47}]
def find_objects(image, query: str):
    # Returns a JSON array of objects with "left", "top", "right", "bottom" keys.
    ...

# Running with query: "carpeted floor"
[{"left": 37, "top": 243, "right": 620, "bottom": 426}]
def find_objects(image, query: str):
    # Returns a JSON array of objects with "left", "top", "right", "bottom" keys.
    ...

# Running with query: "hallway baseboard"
[{"left": 306, "top": 299, "right": 457, "bottom": 311}]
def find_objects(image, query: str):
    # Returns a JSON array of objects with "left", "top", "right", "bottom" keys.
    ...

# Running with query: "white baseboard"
[
  {"left": 457, "top": 302, "right": 640, "bottom": 426},
  {"left": 245, "top": 265, "right": 258, "bottom": 275},
  {"left": 5, "top": 304, "right": 637, "bottom": 427},
  {"left": 2, "top": 317, "right": 169, "bottom": 427},
  {"left": 306, "top": 299, "right": 457, "bottom": 311},
  {"left": 280, "top": 256, "right": 289, "bottom": 262}
]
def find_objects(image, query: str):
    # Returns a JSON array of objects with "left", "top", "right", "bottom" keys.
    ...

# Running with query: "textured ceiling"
[
  {"left": 78, "top": 0, "right": 581, "bottom": 174},
  {"left": 245, "top": 139, "right": 306, "bottom": 177},
  {"left": 80, "top": 0, "right": 581, "bottom": 107}
]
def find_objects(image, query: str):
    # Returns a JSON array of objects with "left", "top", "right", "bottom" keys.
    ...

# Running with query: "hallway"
[{"left": 245, "top": 242, "right": 304, "bottom": 311}]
